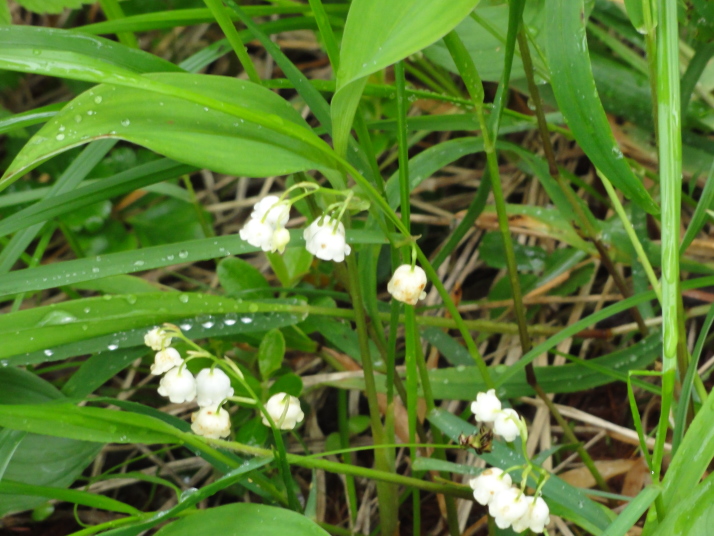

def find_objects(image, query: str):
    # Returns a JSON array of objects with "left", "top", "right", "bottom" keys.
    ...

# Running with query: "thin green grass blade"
[
  {"left": 0, "top": 480, "right": 139, "bottom": 515},
  {"left": 680, "top": 159, "right": 714, "bottom": 254},
  {"left": 602, "top": 485, "right": 661, "bottom": 536}
]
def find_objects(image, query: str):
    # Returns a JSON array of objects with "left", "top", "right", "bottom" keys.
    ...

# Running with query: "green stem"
[
  {"left": 98, "top": 0, "right": 138, "bottom": 48},
  {"left": 307, "top": 0, "right": 340, "bottom": 70},
  {"left": 203, "top": 0, "right": 261, "bottom": 84},
  {"left": 202, "top": 437, "right": 474, "bottom": 499},
  {"left": 599, "top": 171, "right": 661, "bottom": 302}
]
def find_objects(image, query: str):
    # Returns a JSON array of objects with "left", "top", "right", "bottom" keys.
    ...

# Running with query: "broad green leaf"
[
  {"left": 0, "top": 293, "right": 306, "bottom": 359},
  {"left": 0, "top": 403, "right": 182, "bottom": 444},
  {"left": 602, "top": 485, "right": 660, "bottom": 536},
  {"left": 329, "top": 332, "right": 661, "bottom": 399},
  {"left": 0, "top": 230, "right": 388, "bottom": 299},
  {"left": 154, "top": 503, "right": 330, "bottom": 536},
  {"left": 424, "top": 1, "right": 545, "bottom": 82},
  {"left": 259, "top": 329, "right": 286, "bottom": 380},
  {"left": 650, "top": 473, "right": 714, "bottom": 536},
  {"left": 0, "top": 25, "right": 180, "bottom": 84},
  {"left": 2, "top": 73, "right": 336, "bottom": 188},
  {"left": 217, "top": 257, "right": 271, "bottom": 297},
  {"left": 16, "top": 0, "right": 92, "bottom": 14},
  {"left": 101, "top": 457, "right": 275, "bottom": 536},
  {"left": 332, "top": 0, "right": 480, "bottom": 154},
  {"left": 0, "top": 368, "right": 100, "bottom": 516},
  {"left": 545, "top": 0, "right": 659, "bottom": 214},
  {"left": 480, "top": 232, "right": 547, "bottom": 272},
  {"left": 429, "top": 410, "right": 614, "bottom": 533},
  {"left": 659, "top": 367, "right": 714, "bottom": 512}
]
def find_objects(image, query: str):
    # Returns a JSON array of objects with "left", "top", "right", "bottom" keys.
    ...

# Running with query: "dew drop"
[
  {"left": 107, "top": 344, "right": 119, "bottom": 351},
  {"left": 178, "top": 294, "right": 189, "bottom": 303},
  {"left": 92, "top": 267, "right": 100, "bottom": 274},
  {"left": 44, "top": 349, "right": 54, "bottom": 357},
  {"left": 178, "top": 250, "right": 189, "bottom": 259},
  {"left": 56, "top": 133, "right": 65, "bottom": 141},
  {"left": 241, "top": 317, "right": 253, "bottom": 324},
  {"left": 94, "top": 96, "right": 103, "bottom": 104},
  {"left": 180, "top": 323, "right": 193, "bottom": 331},
  {"left": 121, "top": 119, "right": 131, "bottom": 127},
  {"left": 202, "top": 321, "right": 215, "bottom": 329},
  {"left": 133, "top": 260, "right": 145, "bottom": 267}
]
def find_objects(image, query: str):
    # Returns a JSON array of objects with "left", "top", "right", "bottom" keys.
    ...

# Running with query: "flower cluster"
[
  {"left": 469, "top": 468, "right": 550, "bottom": 533},
  {"left": 145, "top": 327, "right": 235, "bottom": 439},
  {"left": 239, "top": 194, "right": 351, "bottom": 262},
  {"left": 471, "top": 389, "right": 522, "bottom": 442},
  {"left": 145, "top": 326, "right": 305, "bottom": 439},
  {"left": 239, "top": 195, "right": 292, "bottom": 254}
]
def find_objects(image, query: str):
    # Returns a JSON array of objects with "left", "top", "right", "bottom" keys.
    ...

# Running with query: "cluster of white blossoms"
[
  {"left": 468, "top": 390, "right": 549, "bottom": 533},
  {"left": 145, "top": 327, "right": 235, "bottom": 439},
  {"left": 239, "top": 195, "right": 292, "bottom": 254},
  {"left": 239, "top": 195, "right": 351, "bottom": 262},
  {"left": 471, "top": 389, "right": 522, "bottom": 442},
  {"left": 145, "top": 326, "right": 305, "bottom": 439},
  {"left": 470, "top": 468, "right": 550, "bottom": 533}
]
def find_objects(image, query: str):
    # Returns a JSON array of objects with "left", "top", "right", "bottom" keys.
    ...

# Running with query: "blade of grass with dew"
[{"left": 1, "top": 73, "right": 338, "bottom": 189}]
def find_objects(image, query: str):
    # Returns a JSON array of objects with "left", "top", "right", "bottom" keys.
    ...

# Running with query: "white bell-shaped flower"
[
  {"left": 195, "top": 368, "right": 234, "bottom": 408},
  {"left": 511, "top": 496, "right": 550, "bottom": 533},
  {"left": 150, "top": 347, "right": 183, "bottom": 375},
  {"left": 251, "top": 195, "right": 290, "bottom": 228},
  {"left": 239, "top": 218, "right": 275, "bottom": 251},
  {"left": 191, "top": 407, "right": 232, "bottom": 439},
  {"left": 387, "top": 264, "right": 427, "bottom": 305},
  {"left": 471, "top": 389, "right": 502, "bottom": 423},
  {"left": 144, "top": 327, "right": 172, "bottom": 351},
  {"left": 303, "top": 216, "right": 351, "bottom": 262},
  {"left": 489, "top": 487, "right": 530, "bottom": 530},
  {"left": 469, "top": 467, "right": 513, "bottom": 506},
  {"left": 158, "top": 366, "right": 196, "bottom": 403},
  {"left": 271, "top": 227, "right": 291, "bottom": 254},
  {"left": 262, "top": 392, "right": 304, "bottom": 430},
  {"left": 494, "top": 408, "right": 521, "bottom": 442}
]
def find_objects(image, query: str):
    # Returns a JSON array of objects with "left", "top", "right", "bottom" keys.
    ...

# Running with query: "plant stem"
[
  {"left": 654, "top": 0, "right": 682, "bottom": 481},
  {"left": 203, "top": 0, "right": 262, "bottom": 84},
  {"left": 98, "top": 0, "right": 138, "bottom": 48}
]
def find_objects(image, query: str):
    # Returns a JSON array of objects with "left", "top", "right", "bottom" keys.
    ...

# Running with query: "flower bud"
[
  {"left": 271, "top": 227, "right": 291, "bottom": 254},
  {"left": 303, "top": 216, "right": 351, "bottom": 262},
  {"left": 158, "top": 366, "right": 196, "bottom": 403},
  {"left": 195, "top": 368, "right": 234, "bottom": 408},
  {"left": 191, "top": 407, "right": 231, "bottom": 439},
  {"left": 144, "top": 327, "right": 172, "bottom": 351},
  {"left": 387, "top": 264, "right": 427, "bottom": 305},
  {"left": 262, "top": 393, "right": 304, "bottom": 430},
  {"left": 150, "top": 347, "right": 183, "bottom": 375},
  {"left": 471, "top": 389, "right": 502, "bottom": 423},
  {"left": 493, "top": 408, "right": 521, "bottom": 442}
]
